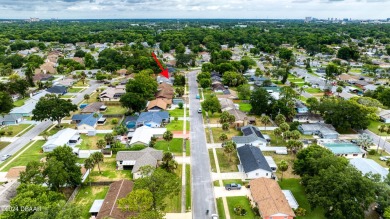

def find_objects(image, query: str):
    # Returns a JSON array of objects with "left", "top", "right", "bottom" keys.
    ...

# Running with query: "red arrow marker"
[{"left": 151, "top": 52, "right": 169, "bottom": 79}]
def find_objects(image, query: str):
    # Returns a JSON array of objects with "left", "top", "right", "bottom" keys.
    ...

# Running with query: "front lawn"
[
  {"left": 1, "top": 124, "right": 33, "bottom": 137},
  {"left": 61, "top": 94, "right": 75, "bottom": 99},
  {"left": 304, "top": 88, "right": 322, "bottom": 94},
  {"left": 13, "top": 97, "right": 30, "bottom": 107},
  {"left": 41, "top": 123, "right": 76, "bottom": 136},
  {"left": 279, "top": 178, "right": 326, "bottom": 219},
  {"left": 186, "top": 166, "right": 191, "bottom": 211},
  {"left": 226, "top": 196, "right": 258, "bottom": 219},
  {"left": 166, "top": 120, "right": 190, "bottom": 132},
  {"left": 209, "top": 149, "right": 217, "bottom": 172},
  {"left": 215, "top": 148, "right": 239, "bottom": 172},
  {"left": 217, "top": 198, "right": 227, "bottom": 219},
  {"left": 102, "top": 105, "right": 127, "bottom": 115},
  {"left": 164, "top": 165, "right": 182, "bottom": 213},
  {"left": 238, "top": 103, "right": 252, "bottom": 113},
  {"left": 79, "top": 134, "right": 105, "bottom": 150},
  {"left": 68, "top": 87, "right": 84, "bottom": 93},
  {"left": 368, "top": 120, "right": 389, "bottom": 136},
  {"left": 222, "top": 179, "right": 244, "bottom": 185},
  {"left": 74, "top": 185, "right": 109, "bottom": 219},
  {"left": 154, "top": 138, "right": 183, "bottom": 154},
  {"left": 211, "top": 127, "right": 241, "bottom": 143},
  {"left": 1, "top": 140, "right": 46, "bottom": 171},
  {"left": 169, "top": 108, "right": 189, "bottom": 117},
  {"left": 0, "top": 141, "right": 10, "bottom": 150}
]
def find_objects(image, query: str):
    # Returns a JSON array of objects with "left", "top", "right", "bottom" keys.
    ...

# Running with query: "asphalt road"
[
  {"left": 188, "top": 71, "right": 217, "bottom": 218},
  {"left": 0, "top": 81, "right": 100, "bottom": 163},
  {"left": 360, "top": 129, "right": 390, "bottom": 153}
]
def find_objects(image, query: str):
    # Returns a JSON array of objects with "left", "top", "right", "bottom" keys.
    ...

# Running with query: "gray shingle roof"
[
  {"left": 137, "top": 111, "right": 169, "bottom": 125},
  {"left": 233, "top": 125, "right": 267, "bottom": 144},
  {"left": 116, "top": 148, "right": 163, "bottom": 173},
  {"left": 237, "top": 144, "right": 272, "bottom": 173},
  {"left": 46, "top": 85, "right": 67, "bottom": 94},
  {"left": 0, "top": 114, "right": 22, "bottom": 123}
]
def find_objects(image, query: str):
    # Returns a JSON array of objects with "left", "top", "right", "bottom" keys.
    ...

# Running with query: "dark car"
[{"left": 225, "top": 183, "right": 242, "bottom": 191}]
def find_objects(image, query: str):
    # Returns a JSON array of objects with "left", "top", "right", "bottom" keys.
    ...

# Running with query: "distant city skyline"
[{"left": 0, "top": 0, "right": 389, "bottom": 20}]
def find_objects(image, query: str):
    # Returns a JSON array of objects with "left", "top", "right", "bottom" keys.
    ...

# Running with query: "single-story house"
[
  {"left": 295, "top": 101, "right": 308, "bottom": 114},
  {"left": 54, "top": 78, "right": 75, "bottom": 87},
  {"left": 298, "top": 123, "right": 339, "bottom": 139},
  {"left": 0, "top": 114, "right": 23, "bottom": 125},
  {"left": 147, "top": 98, "right": 171, "bottom": 111},
  {"left": 99, "top": 85, "right": 126, "bottom": 101},
  {"left": 116, "top": 148, "right": 163, "bottom": 179},
  {"left": 95, "top": 179, "right": 136, "bottom": 219},
  {"left": 155, "top": 82, "right": 174, "bottom": 100},
  {"left": 232, "top": 125, "right": 268, "bottom": 148},
  {"left": 212, "top": 82, "right": 226, "bottom": 93},
  {"left": 46, "top": 85, "right": 68, "bottom": 95},
  {"left": 136, "top": 111, "right": 170, "bottom": 128},
  {"left": 72, "top": 113, "right": 103, "bottom": 134},
  {"left": 364, "top": 84, "right": 378, "bottom": 92},
  {"left": 42, "top": 128, "right": 80, "bottom": 152},
  {"left": 156, "top": 75, "right": 174, "bottom": 85},
  {"left": 237, "top": 144, "right": 274, "bottom": 179},
  {"left": 319, "top": 140, "right": 365, "bottom": 158},
  {"left": 249, "top": 177, "right": 296, "bottom": 219},
  {"left": 379, "top": 110, "right": 390, "bottom": 123},
  {"left": 128, "top": 126, "right": 166, "bottom": 146},
  {"left": 350, "top": 158, "right": 389, "bottom": 181},
  {"left": 33, "top": 73, "right": 54, "bottom": 82},
  {"left": 264, "top": 156, "right": 277, "bottom": 172},
  {"left": 81, "top": 102, "right": 106, "bottom": 114},
  {"left": 123, "top": 115, "right": 138, "bottom": 131}
]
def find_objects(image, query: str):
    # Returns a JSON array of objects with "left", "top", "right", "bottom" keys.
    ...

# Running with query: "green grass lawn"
[
  {"left": 74, "top": 185, "right": 109, "bottom": 219},
  {"left": 262, "top": 130, "right": 286, "bottom": 146},
  {"left": 169, "top": 108, "right": 189, "bottom": 117},
  {"left": 79, "top": 134, "right": 105, "bottom": 150},
  {"left": 304, "top": 88, "right": 322, "bottom": 94},
  {"left": 185, "top": 140, "right": 190, "bottom": 156},
  {"left": 89, "top": 157, "right": 132, "bottom": 181},
  {"left": 238, "top": 103, "right": 252, "bottom": 113},
  {"left": 164, "top": 165, "right": 182, "bottom": 213},
  {"left": 1, "top": 140, "right": 46, "bottom": 171},
  {"left": 217, "top": 198, "right": 227, "bottom": 219},
  {"left": 13, "top": 97, "right": 30, "bottom": 107},
  {"left": 211, "top": 127, "right": 241, "bottom": 143},
  {"left": 216, "top": 148, "right": 239, "bottom": 172},
  {"left": 1, "top": 124, "right": 33, "bottom": 137},
  {"left": 226, "top": 196, "right": 258, "bottom": 219},
  {"left": 61, "top": 94, "right": 75, "bottom": 99},
  {"left": 366, "top": 150, "right": 390, "bottom": 167},
  {"left": 73, "top": 80, "right": 89, "bottom": 87},
  {"left": 166, "top": 120, "right": 190, "bottom": 132},
  {"left": 368, "top": 120, "right": 389, "bottom": 136},
  {"left": 0, "top": 141, "right": 10, "bottom": 150},
  {"left": 279, "top": 178, "right": 326, "bottom": 219},
  {"left": 68, "top": 87, "right": 84, "bottom": 93},
  {"left": 186, "top": 166, "right": 191, "bottom": 211},
  {"left": 154, "top": 138, "right": 183, "bottom": 154},
  {"left": 209, "top": 149, "right": 217, "bottom": 172},
  {"left": 102, "top": 105, "right": 127, "bottom": 115}
]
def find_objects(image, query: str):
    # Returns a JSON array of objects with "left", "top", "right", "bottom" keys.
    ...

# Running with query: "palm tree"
[
  {"left": 277, "top": 160, "right": 288, "bottom": 181},
  {"left": 84, "top": 94, "right": 90, "bottom": 103},
  {"left": 222, "top": 123, "right": 229, "bottom": 131},
  {"left": 260, "top": 115, "right": 270, "bottom": 131},
  {"left": 163, "top": 131, "right": 173, "bottom": 151},
  {"left": 104, "top": 133, "right": 114, "bottom": 146},
  {"left": 96, "top": 139, "right": 106, "bottom": 151},
  {"left": 84, "top": 157, "right": 95, "bottom": 186},
  {"left": 378, "top": 125, "right": 386, "bottom": 153},
  {"left": 273, "top": 128, "right": 282, "bottom": 144},
  {"left": 91, "top": 152, "right": 104, "bottom": 174},
  {"left": 224, "top": 141, "right": 236, "bottom": 162},
  {"left": 219, "top": 133, "right": 228, "bottom": 143},
  {"left": 161, "top": 152, "right": 177, "bottom": 173}
]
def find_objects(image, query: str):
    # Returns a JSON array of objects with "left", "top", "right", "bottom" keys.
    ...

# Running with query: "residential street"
[
  {"left": 0, "top": 81, "right": 101, "bottom": 163},
  {"left": 188, "top": 71, "right": 217, "bottom": 218},
  {"left": 360, "top": 129, "right": 390, "bottom": 153}
]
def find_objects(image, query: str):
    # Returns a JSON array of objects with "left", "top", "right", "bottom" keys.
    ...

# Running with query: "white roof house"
[
  {"left": 42, "top": 128, "right": 80, "bottom": 152},
  {"left": 129, "top": 126, "right": 166, "bottom": 146},
  {"left": 350, "top": 158, "right": 389, "bottom": 181}
]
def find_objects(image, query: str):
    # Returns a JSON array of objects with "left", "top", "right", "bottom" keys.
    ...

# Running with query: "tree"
[
  {"left": 163, "top": 131, "right": 173, "bottom": 151},
  {"left": 356, "top": 133, "right": 373, "bottom": 151},
  {"left": 84, "top": 158, "right": 95, "bottom": 171},
  {"left": 104, "top": 133, "right": 114, "bottom": 146},
  {"left": 199, "top": 78, "right": 211, "bottom": 89},
  {"left": 135, "top": 166, "right": 180, "bottom": 210},
  {"left": 279, "top": 122, "right": 290, "bottom": 133},
  {"left": 173, "top": 74, "right": 185, "bottom": 86},
  {"left": 250, "top": 88, "right": 272, "bottom": 116},
  {"left": 325, "top": 63, "right": 340, "bottom": 84},
  {"left": 273, "top": 128, "right": 282, "bottom": 144},
  {"left": 32, "top": 94, "right": 77, "bottom": 127},
  {"left": 118, "top": 189, "right": 154, "bottom": 213},
  {"left": 223, "top": 141, "right": 236, "bottom": 162},
  {"left": 277, "top": 160, "right": 288, "bottom": 181},
  {"left": 222, "top": 123, "right": 229, "bottom": 131},
  {"left": 0, "top": 92, "right": 13, "bottom": 115},
  {"left": 96, "top": 139, "right": 106, "bottom": 150},
  {"left": 201, "top": 95, "right": 221, "bottom": 115},
  {"left": 43, "top": 157, "right": 69, "bottom": 191},
  {"left": 91, "top": 152, "right": 104, "bottom": 174},
  {"left": 120, "top": 91, "right": 147, "bottom": 113},
  {"left": 222, "top": 71, "right": 246, "bottom": 87},
  {"left": 84, "top": 94, "right": 90, "bottom": 103},
  {"left": 337, "top": 46, "right": 360, "bottom": 61},
  {"left": 275, "top": 114, "right": 286, "bottom": 126},
  {"left": 175, "top": 87, "right": 184, "bottom": 97},
  {"left": 161, "top": 152, "right": 178, "bottom": 173},
  {"left": 219, "top": 133, "right": 228, "bottom": 142},
  {"left": 306, "top": 97, "right": 319, "bottom": 113},
  {"left": 279, "top": 48, "right": 293, "bottom": 61},
  {"left": 260, "top": 115, "right": 270, "bottom": 131},
  {"left": 384, "top": 207, "right": 390, "bottom": 219},
  {"left": 336, "top": 86, "right": 343, "bottom": 96},
  {"left": 286, "top": 140, "right": 303, "bottom": 154},
  {"left": 19, "top": 161, "right": 45, "bottom": 185},
  {"left": 237, "top": 84, "right": 251, "bottom": 100}
]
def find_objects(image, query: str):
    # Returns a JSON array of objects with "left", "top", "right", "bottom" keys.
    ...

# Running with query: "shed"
[{"left": 89, "top": 199, "right": 104, "bottom": 217}]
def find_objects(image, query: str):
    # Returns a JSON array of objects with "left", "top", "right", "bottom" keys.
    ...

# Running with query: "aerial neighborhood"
[{"left": 0, "top": 18, "right": 390, "bottom": 219}]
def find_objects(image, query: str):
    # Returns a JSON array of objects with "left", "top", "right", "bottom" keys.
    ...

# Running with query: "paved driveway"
[
  {"left": 188, "top": 71, "right": 217, "bottom": 218},
  {"left": 214, "top": 186, "right": 251, "bottom": 198}
]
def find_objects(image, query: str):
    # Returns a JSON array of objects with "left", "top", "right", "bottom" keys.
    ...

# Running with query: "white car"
[
  {"left": 211, "top": 214, "right": 219, "bottom": 219},
  {"left": 379, "top": 156, "right": 390, "bottom": 161},
  {"left": 197, "top": 108, "right": 202, "bottom": 113},
  {"left": 1, "top": 154, "right": 11, "bottom": 161}
]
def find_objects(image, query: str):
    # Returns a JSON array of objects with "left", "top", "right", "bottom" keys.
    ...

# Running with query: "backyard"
[
  {"left": 88, "top": 157, "right": 132, "bottom": 182},
  {"left": 226, "top": 196, "right": 258, "bottom": 219},
  {"left": 279, "top": 178, "right": 326, "bottom": 219},
  {"left": 96, "top": 117, "right": 122, "bottom": 130},
  {"left": 73, "top": 185, "right": 109, "bottom": 219},
  {"left": 262, "top": 151, "right": 299, "bottom": 179},
  {"left": 238, "top": 103, "right": 252, "bottom": 113},
  {"left": 102, "top": 105, "right": 127, "bottom": 115},
  {"left": 79, "top": 134, "right": 106, "bottom": 150}
]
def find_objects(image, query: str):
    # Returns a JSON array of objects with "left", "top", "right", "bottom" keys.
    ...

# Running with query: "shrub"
[
  {"left": 178, "top": 102, "right": 184, "bottom": 109},
  {"left": 7, "top": 130, "right": 13, "bottom": 136},
  {"left": 368, "top": 149, "right": 376, "bottom": 155},
  {"left": 111, "top": 118, "right": 118, "bottom": 125},
  {"left": 0, "top": 130, "right": 5, "bottom": 136},
  {"left": 233, "top": 205, "right": 247, "bottom": 216},
  {"left": 252, "top": 206, "right": 260, "bottom": 216},
  {"left": 294, "top": 207, "right": 307, "bottom": 216}
]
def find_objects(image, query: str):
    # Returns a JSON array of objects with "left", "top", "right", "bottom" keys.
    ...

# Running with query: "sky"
[{"left": 0, "top": 0, "right": 389, "bottom": 19}]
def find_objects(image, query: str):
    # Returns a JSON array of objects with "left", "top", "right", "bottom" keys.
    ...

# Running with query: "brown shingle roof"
[
  {"left": 81, "top": 102, "right": 104, "bottom": 114},
  {"left": 147, "top": 98, "right": 171, "bottom": 110},
  {"left": 155, "top": 82, "right": 174, "bottom": 99},
  {"left": 249, "top": 178, "right": 295, "bottom": 218},
  {"left": 97, "top": 179, "right": 136, "bottom": 219}
]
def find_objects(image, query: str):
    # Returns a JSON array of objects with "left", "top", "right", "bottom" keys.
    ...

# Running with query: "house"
[
  {"left": 249, "top": 178, "right": 296, "bottom": 219},
  {"left": 237, "top": 144, "right": 274, "bottom": 179},
  {"left": 212, "top": 82, "right": 226, "bottom": 93},
  {"left": 364, "top": 84, "right": 378, "bottom": 92},
  {"left": 81, "top": 102, "right": 105, "bottom": 114},
  {"left": 54, "top": 78, "right": 75, "bottom": 87},
  {"left": 293, "top": 113, "right": 324, "bottom": 123},
  {"left": 319, "top": 140, "right": 365, "bottom": 158},
  {"left": 42, "top": 128, "right": 80, "bottom": 152},
  {"left": 35, "top": 62, "right": 57, "bottom": 74},
  {"left": 9, "top": 91, "right": 50, "bottom": 117},
  {"left": 72, "top": 57, "right": 84, "bottom": 65},
  {"left": 298, "top": 123, "right": 339, "bottom": 139},
  {"left": 116, "top": 148, "right": 163, "bottom": 179},
  {"left": 123, "top": 115, "right": 138, "bottom": 131},
  {"left": 33, "top": 73, "right": 54, "bottom": 82},
  {"left": 46, "top": 85, "right": 68, "bottom": 95},
  {"left": 128, "top": 126, "right": 166, "bottom": 146},
  {"left": 264, "top": 156, "right": 277, "bottom": 172},
  {"left": 219, "top": 98, "right": 252, "bottom": 127},
  {"left": 379, "top": 110, "right": 390, "bottom": 123},
  {"left": 156, "top": 75, "right": 174, "bottom": 85},
  {"left": 147, "top": 98, "right": 171, "bottom": 111},
  {"left": 99, "top": 85, "right": 126, "bottom": 101},
  {"left": 232, "top": 125, "right": 268, "bottom": 148},
  {"left": 155, "top": 82, "right": 174, "bottom": 100},
  {"left": 72, "top": 113, "right": 103, "bottom": 134},
  {"left": 136, "top": 111, "right": 170, "bottom": 128},
  {"left": 117, "top": 69, "right": 128, "bottom": 76},
  {"left": 0, "top": 114, "right": 23, "bottom": 125},
  {"left": 338, "top": 92, "right": 357, "bottom": 100},
  {"left": 295, "top": 101, "right": 308, "bottom": 113},
  {"left": 350, "top": 158, "right": 389, "bottom": 181},
  {"left": 95, "top": 179, "right": 136, "bottom": 219}
]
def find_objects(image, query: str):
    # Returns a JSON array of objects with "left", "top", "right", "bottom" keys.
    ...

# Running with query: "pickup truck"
[{"left": 225, "top": 183, "right": 242, "bottom": 191}]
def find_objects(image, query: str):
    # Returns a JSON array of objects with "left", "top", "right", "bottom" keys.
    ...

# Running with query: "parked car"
[
  {"left": 1, "top": 154, "right": 11, "bottom": 161},
  {"left": 196, "top": 94, "right": 200, "bottom": 99},
  {"left": 211, "top": 214, "right": 219, "bottom": 219},
  {"left": 379, "top": 156, "right": 390, "bottom": 161},
  {"left": 197, "top": 108, "right": 202, "bottom": 113},
  {"left": 225, "top": 183, "right": 242, "bottom": 191}
]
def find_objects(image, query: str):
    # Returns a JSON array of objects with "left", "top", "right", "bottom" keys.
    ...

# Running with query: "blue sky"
[{"left": 0, "top": 0, "right": 389, "bottom": 19}]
